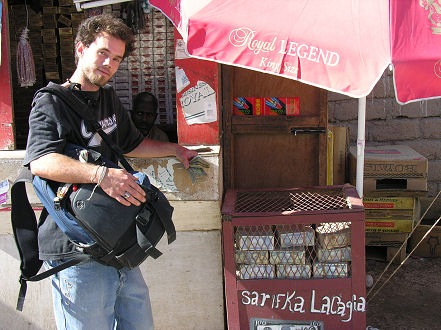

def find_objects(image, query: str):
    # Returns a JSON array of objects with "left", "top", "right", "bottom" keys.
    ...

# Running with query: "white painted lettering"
[
  {"left": 294, "top": 296, "right": 306, "bottom": 313},
  {"left": 282, "top": 291, "right": 296, "bottom": 311},
  {"left": 330, "top": 296, "right": 341, "bottom": 315},
  {"left": 321, "top": 296, "right": 331, "bottom": 314},
  {"left": 357, "top": 296, "right": 367, "bottom": 312},
  {"left": 274, "top": 293, "right": 284, "bottom": 309},
  {"left": 260, "top": 293, "right": 271, "bottom": 307},
  {"left": 310, "top": 290, "right": 321, "bottom": 313},
  {"left": 241, "top": 290, "right": 250, "bottom": 305},
  {"left": 251, "top": 291, "right": 259, "bottom": 305},
  {"left": 343, "top": 301, "right": 353, "bottom": 322},
  {"left": 239, "top": 289, "right": 364, "bottom": 323},
  {"left": 337, "top": 300, "right": 346, "bottom": 317}
]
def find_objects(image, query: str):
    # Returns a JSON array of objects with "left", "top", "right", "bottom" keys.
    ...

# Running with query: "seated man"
[{"left": 131, "top": 92, "right": 169, "bottom": 142}]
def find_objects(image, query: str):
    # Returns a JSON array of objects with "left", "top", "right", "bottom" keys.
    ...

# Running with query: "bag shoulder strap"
[
  {"left": 37, "top": 84, "right": 134, "bottom": 172},
  {"left": 10, "top": 166, "right": 90, "bottom": 311}
]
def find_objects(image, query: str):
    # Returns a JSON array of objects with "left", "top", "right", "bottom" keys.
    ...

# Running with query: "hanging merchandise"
[
  {"left": 141, "top": 0, "right": 151, "bottom": 13},
  {"left": 16, "top": 2, "right": 36, "bottom": 87},
  {"left": 121, "top": 0, "right": 145, "bottom": 33}
]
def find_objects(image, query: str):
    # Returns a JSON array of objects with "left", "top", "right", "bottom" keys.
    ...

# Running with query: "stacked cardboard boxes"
[
  {"left": 234, "top": 223, "right": 352, "bottom": 279},
  {"left": 349, "top": 145, "right": 427, "bottom": 263},
  {"left": 40, "top": 0, "right": 85, "bottom": 81},
  {"left": 349, "top": 145, "right": 428, "bottom": 194}
]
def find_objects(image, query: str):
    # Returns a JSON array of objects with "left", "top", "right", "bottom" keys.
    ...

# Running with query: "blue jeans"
[{"left": 45, "top": 259, "right": 154, "bottom": 330}]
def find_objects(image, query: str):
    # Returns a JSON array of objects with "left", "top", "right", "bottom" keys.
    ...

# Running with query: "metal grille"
[
  {"left": 234, "top": 222, "right": 352, "bottom": 280},
  {"left": 234, "top": 188, "right": 349, "bottom": 213}
]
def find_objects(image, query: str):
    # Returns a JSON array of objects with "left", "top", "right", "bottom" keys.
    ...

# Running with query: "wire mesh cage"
[
  {"left": 222, "top": 186, "right": 366, "bottom": 329},
  {"left": 230, "top": 188, "right": 354, "bottom": 280},
  {"left": 234, "top": 187, "right": 350, "bottom": 213}
]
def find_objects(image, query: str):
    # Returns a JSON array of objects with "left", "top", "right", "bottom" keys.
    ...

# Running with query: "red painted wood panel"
[
  {"left": 174, "top": 29, "right": 219, "bottom": 145},
  {"left": 0, "top": 0, "right": 14, "bottom": 150}
]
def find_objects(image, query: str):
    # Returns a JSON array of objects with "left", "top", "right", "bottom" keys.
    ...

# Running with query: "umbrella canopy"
[{"left": 150, "top": 0, "right": 441, "bottom": 105}]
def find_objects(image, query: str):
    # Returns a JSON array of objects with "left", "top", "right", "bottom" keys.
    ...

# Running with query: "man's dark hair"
[
  {"left": 133, "top": 92, "right": 158, "bottom": 112},
  {"left": 74, "top": 14, "right": 135, "bottom": 64}
]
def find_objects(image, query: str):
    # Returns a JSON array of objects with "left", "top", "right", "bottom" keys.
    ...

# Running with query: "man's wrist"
[{"left": 90, "top": 165, "right": 101, "bottom": 183}]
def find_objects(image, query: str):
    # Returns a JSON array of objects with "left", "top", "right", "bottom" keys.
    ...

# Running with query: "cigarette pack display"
[
  {"left": 235, "top": 250, "right": 269, "bottom": 264},
  {"left": 276, "top": 263, "right": 312, "bottom": 279},
  {"left": 269, "top": 248, "right": 306, "bottom": 264},
  {"left": 316, "top": 222, "right": 351, "bottom": 248},
  {"left": 313, "top": 262, "right": 349, "bottom": 278},
  {"left": 232, "top": 97, "right": 264, "bottom": 116},
  {"left": 317, "top": 246, "right": 352, "bottom": 262},
  {"left": 238, "top": 265, "right": 275, "bottom": 279},
  {"left": 232, "top": 97, "right": 300, "bottom": 116},
  {"left": 276, "top": 225, "right": 315, "bottom": 247},
  {"left": 264, "top": 97, "right": 300, "bottom": 116},
  {"left": 236, "top": 230, "right": 275, "bottom": 250}
]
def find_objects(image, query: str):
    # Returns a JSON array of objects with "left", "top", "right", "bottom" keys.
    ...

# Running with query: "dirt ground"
[{"left": 365, "top": 251, "right": 441, "bottom": 330}]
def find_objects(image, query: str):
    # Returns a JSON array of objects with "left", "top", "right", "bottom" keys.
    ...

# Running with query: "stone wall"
[{"left": 328, "top": 69, "right": 441, "bottom": 198}]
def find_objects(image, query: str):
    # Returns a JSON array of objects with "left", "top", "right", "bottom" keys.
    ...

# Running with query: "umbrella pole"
[{"left": 356, "top": 97, "right": 366, "bottom": 199}]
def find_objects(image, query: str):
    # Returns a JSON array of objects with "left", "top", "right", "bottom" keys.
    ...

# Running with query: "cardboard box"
[
  {"left": 317, "top": 246, "right": 351, "bottom": 262},
  {"left": 363, "top": 196, "right": 416, "bottom": 210},
  {"left": 42, "top": 43, "right": 57, "bottom": 58},
  {"left": 235, "top": 250, "right": 269, "bottom": 264},
  {"left": 328, "top": 126, "right": 349, "bottom": 185},
  {"left": 238, "top": 265, "right": 275, "bottom": 279},
  {"left": 363, "top": 196, "right": 420, "bottom": 233},
  {"left": 276, "top": 264, "right": 311, "bottom": 279},
  {"left": 362, "top": 177, "right": 427, "bottom": 192},
  {"left": 350, "top": 145, "right": 428, "bottom": 178},
  {"left": 236, "top": 230, "right": 275, "bottom": 250},
  {"left": 365, "top": 198, "right": 420, "bottom": 220},
  {"left": 316, "top": 222, "right": 351, "bottom": 248},
  {"left": 45, "top": 72, "right": 60, "bottom": 80},
  {"left": 365, "top": 209, "right": 414, "bottom": 220},
  {"left": 269, "top": 248, "right": 306, "bottom": 264},
  {"left": 365, "top": 219, "right": 414, "bottom": 233},
  {"left": 409, "top": 225, "right": 441, "bottom": 257},
  {"left": 41, "top": 29, "right": 56, "bottom": 43},
  {"left": 276, "top": 225, "right": 315, "bottom": 247},
  {"left": 349, "top": 145, "right": 428, "bottom": 193},
  {"left": 313, "top": 262, "right": 349, "bottom": 278},
  {"left": 365, "top": 232, "right": 408, "bottom": 246}
]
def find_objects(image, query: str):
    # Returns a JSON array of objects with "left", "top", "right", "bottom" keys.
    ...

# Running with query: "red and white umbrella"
[{"left": 150, "top": 0, "right": 441, "bottom": 194}]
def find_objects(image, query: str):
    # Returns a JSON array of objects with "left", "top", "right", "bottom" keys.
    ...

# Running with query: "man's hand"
[
  {"left": 125, "top": 139, "right": 199, "bottom": 169},
  {"left": 99, "top": 168, "right": 146, "bottom": 207},
  {"left": 175, "top": 145, "right": 199, "bottom": 169},
  {"left": 30, "top": 153, "right": 145, "bottom": 207}
]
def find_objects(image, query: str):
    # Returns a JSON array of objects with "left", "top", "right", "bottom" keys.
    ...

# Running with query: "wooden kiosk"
[{"left": 220, "top": 66, "right": 366, "bottom": 329}]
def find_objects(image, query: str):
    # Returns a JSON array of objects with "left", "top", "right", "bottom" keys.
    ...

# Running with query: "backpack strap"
[
  {"left": 37, "top": 84, "right": 134, "bottom": 172},
  {"left": 10, "top": 167, "right": 91, "bottom": 311}
]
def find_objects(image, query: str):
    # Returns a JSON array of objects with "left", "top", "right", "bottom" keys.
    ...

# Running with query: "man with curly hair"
[{"left": 24, "top": 14, "right": 197, "bottom": 329}]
